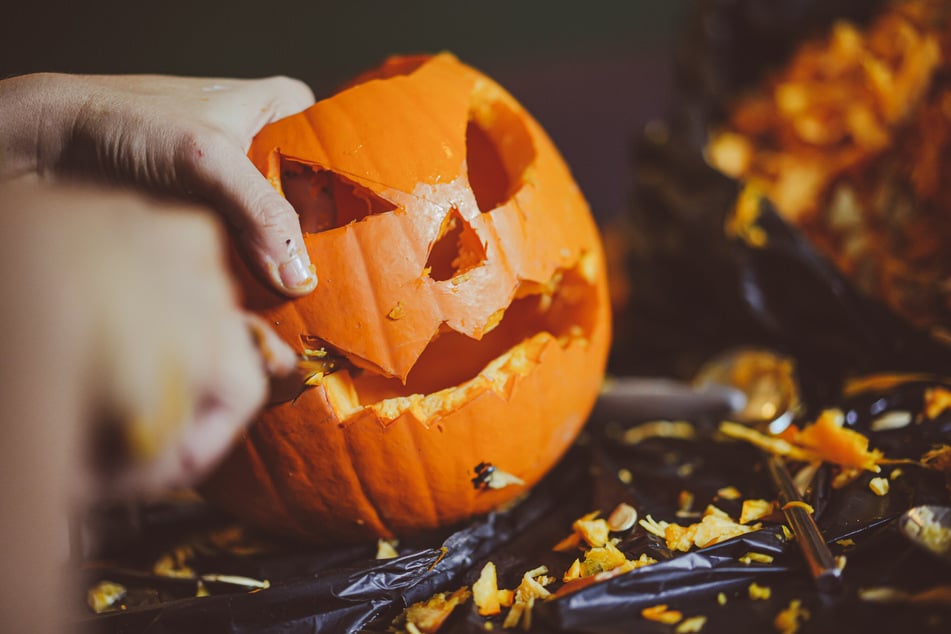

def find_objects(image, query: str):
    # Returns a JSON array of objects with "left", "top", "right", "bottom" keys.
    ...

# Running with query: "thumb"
[{"left": 188, "top": 139, "right": 317, "bottom": 296}]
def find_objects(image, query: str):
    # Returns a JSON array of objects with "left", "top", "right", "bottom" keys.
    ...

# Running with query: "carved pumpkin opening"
[
  {"left": 316, "top": 253, "right": 600, "bottom": 425},
  {"left": 281, "top": 157, "right": 398, "bottom": 233},
  {"left": 466, "top": 100, "right": 535, "bottom": 213},
  {"left": 425, "top": 208, "right": 487, "bottom": 281}
]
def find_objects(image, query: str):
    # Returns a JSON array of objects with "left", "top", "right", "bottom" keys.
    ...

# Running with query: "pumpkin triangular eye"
[
  {"left": 425, "top": 208, "right": 487, "bottom": 281},
  {"left": 280, "top": 157, "right": 398, "bottom": 233},
  {"left": 466, "top": 100, "right": 535, "bottom": 213}
]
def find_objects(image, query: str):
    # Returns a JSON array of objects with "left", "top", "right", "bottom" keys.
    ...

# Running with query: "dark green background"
[{"left": 0, "top": 0, "right": 691, "bottom": 219}]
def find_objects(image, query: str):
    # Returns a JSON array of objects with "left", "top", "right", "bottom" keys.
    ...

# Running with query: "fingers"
[
  {"left": 146, "top": 313, "right": 298, "bottom": 490},
  {"left": 107, "top": 310, "right": 275, "bottom": 495},
  {"left": 196, "top": 76, "right": 316, "bottom": 296},
  {"left": 173, "top": 314, "right": 270, "bottom": 488},
  {"left": 256, "top": 76, "right": 316, "bottom": 127},
  {"left": 182, "top": 133, "right": 317, "bottom": 296},
  {"left": 124, "top": 327, "right": 268, "bottom": 492},
  {"left": 246, "top": 313, "right": 298, "bottom": 377},
  {"left": 55, "top": 190, "right": 281, "bottom": 497},
  {"left": 121, "top": 310, "right": 297, "bottom": 493},
  {"left": 33, "top": 72, "right": 320, "bottom": 298},
  {"left": 196, "top": 76, "right": 316, "bottom": 148}
]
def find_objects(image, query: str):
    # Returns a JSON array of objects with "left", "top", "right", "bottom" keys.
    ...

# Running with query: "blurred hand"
[
  {"left": 0, "top": 72, "right": 317, "bottom": 296},
  {"left": 0, "top": 183, "right": 303, "bottom": 633},
  {"left": 0, "top": 183, "right": 298, "bottom": 499}
]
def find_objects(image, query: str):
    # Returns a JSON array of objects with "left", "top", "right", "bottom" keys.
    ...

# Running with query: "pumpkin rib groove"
[
  {"left": 348, "top": 99, "right": 403, "bottom": 211},
  {"left": 487, "top": 209, "right": 519, "bottom": 287},
  {"left": 484, "top": 204, "right": 531, "bottom": 284},
  {"left": 462, "top": 394, "right": 481, "bottom": 515},
  {"left": 368, "top": 82, "right": 442, "bottom": 197},
  {"left": 352, "top": 211, "right": 431, "bottom": 381},
  {"left": 343, "top": 222, "right": 397, "bottom": 377},
  {"left": 314, "top": 393, "right": 393, "bottom": 539},
  {"left": 289, "top": 393, "right": 391, "bottom": 538},
  {"left": 339, "top": 419, "right": 399, "bottom": 537},
  {"left": 393, "top": 67, "right": 466, "bottom": 174},
  {"left": 338, "top": 77, "right": 446, "bottom": 192},
  {"left": 250, "top": 417, "right": 332, "bottom": 537},
  {"left": 402, "top": 418, "right": 445, "bottom": 529},
  {"left": 241, "top": 430, "right": 308, "bottom": 536},
  {"left": 312, "top": 103, "right": 366, "bottom": 183}
]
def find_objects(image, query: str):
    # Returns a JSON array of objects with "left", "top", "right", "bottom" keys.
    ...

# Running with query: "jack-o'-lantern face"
[{"left": 201, "top": 54, "right": 611, "bottom": 542}]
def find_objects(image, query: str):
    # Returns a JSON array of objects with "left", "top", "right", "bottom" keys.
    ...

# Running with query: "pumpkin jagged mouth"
[{"left": 305, "top": 252, "right": 601, "bottom": 428}]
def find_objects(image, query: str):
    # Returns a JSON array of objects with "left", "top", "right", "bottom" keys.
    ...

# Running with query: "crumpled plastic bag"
[{"left": 79, "top": 373, "right": 950, "bottom": 633}]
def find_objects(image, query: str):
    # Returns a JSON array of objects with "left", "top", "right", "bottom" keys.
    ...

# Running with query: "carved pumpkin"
[{"left": 201, "top": 53, "right": 611, "bottom": 542}]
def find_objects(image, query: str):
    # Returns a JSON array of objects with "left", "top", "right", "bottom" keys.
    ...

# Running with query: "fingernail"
[{"left": 279, "top": 255, "right": 317, "bottom": 291}]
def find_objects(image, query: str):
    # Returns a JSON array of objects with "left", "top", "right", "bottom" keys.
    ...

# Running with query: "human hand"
[
  {"left": 0, "top": 183, "right": 298, "bottom": 498},
  {"left": 0, "top": 72, "right": 317, "bottom": 296},
  {"left": 0, "top": 183, "right": 301, "bottom": 633}
]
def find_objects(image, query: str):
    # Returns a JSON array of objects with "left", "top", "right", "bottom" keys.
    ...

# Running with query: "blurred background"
[{"left": 0, "top": 0, "right": 691, "bottom": 223}]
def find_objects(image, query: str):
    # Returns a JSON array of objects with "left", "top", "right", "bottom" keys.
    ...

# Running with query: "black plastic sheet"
[{"left": 77, "top": 374, "right": 951, "bottom": 633}]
